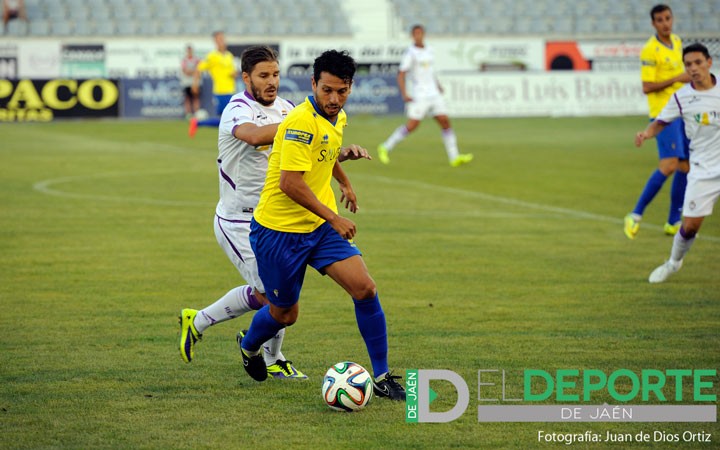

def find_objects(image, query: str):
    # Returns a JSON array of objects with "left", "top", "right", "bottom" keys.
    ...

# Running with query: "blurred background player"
[
  {"left": 624, "top": 4, "right": 690, "bottom": 239},
  {"left": 2, "top": 0, "right": 27, "bottom": 32},
  {"left": 180, "top": 45, "right": 306, "bottom": 378},
  {"left": 188, "top": 31, "right": 237, "bottom": 137},
  {"left": 180, "top": 44, "right": 200, "bottom": 120},
  {"left": 635, "top": 43, "right": 718, "bottom": 283},
  {"left": 377, "top": 24, "right": 472, "bottom": 167},
  {"left": 237, "top": 50, "right": 405, "bottom": 401}
]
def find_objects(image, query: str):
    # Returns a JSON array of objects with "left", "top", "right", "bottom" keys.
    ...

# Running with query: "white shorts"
[
  {"left": 406, "top": 95, "right": 448, "bottom": 121},
  {"left": 683, "top": 174, "right": 720, "bottom": 218},
  {"left": 213, "top": 215, "right": 264, "bottom": 292}
]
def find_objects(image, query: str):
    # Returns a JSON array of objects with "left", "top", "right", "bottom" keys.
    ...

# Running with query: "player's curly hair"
[
  {"left": 312, "top": 50, "right": 356, "bottom": 85},
  {"left": 241, "top": 45, "right": 278, "bottom": 74}
]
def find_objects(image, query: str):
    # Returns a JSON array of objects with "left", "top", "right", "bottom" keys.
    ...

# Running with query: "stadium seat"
[
  {"left": 51, "top": 20, "right": 75, "bottom": 36},
  {"left": 24, "top": 0, "right": 43, "bottom": 20},
  {"left": 74, "top": 20, "right": 97, "bottom": 36},
  {"left": 90, "top": 6, "right": 112, "bottom": 21},
  {"left": 45, "top": 2, "right": 67, "bottom": 20},
  {"left": 28, "top": 19, "right": 51, "bottom": 36},
  {"left": 115, "top": 20, "right": 139, "bottom": 35},
  {"left": 6, "top": 20, "right": 28, "bottom": 36},
  {"left": 158, "top": 20, "right": 181, "bottom": 35}
]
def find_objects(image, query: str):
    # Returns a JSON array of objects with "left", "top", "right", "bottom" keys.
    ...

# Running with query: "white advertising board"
[{"left": 441, "top": 72, "right": 647, "bottom": 118}]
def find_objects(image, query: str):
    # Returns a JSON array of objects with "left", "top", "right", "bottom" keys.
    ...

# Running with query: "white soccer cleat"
[{"left": 648, "top": 260, "right": 682, "bottom": 283}]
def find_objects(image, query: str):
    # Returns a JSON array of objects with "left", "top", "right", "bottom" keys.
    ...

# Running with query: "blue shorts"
[
  {"left": 249, "top": 219, "right": 362, "bottom": 308},
  {"left": 654, "top": 117, "right": 689, "bottom": 160},
  {"left": 215, "top": 94, "right": 233, "bottom": 115}
]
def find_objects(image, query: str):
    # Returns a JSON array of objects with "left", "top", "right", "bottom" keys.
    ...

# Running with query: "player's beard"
[{"left": 250, "top": 81, "right": 276, "bottom": 107}]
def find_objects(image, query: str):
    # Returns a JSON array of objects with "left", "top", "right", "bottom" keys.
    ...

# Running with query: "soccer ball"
[{"left": 321, "top": 361, "right": 374, "bottom": 412}]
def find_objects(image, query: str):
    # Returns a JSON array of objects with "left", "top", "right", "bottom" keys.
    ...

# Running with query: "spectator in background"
[
  {"left": 2, "top": 0, "right": 28, "bottom": 32},
  {"left": 188, "top": 31, "right": 237, "bottom": 137},
  {"left": 180, "top": 44, "right": 201, "bottom": 120}
]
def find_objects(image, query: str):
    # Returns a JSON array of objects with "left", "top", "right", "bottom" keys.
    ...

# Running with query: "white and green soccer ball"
[{"left": 321, "top": 361, "right": 373, "bottom": 412}]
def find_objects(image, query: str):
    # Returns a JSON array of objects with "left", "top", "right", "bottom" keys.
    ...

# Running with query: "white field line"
[
  {"left": 355, "top": 173, "right": 720, "bottom": 243},
  {"left": 31, "top": 168, "right": 719, "bottom": 243}
]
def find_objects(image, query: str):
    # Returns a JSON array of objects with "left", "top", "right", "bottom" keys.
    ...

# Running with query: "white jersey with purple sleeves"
[
  {"left": 399, "top": 44, "right": 440, "bottom": 99},
  {"left": 657, "top": 76, "right": 720, "bottom": 180},
  {"left": 216, "top": 91, "right": 294, "bottom": 220}
]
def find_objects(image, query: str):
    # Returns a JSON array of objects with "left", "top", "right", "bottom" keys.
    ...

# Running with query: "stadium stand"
[
  {"left": 7, "top": 0, "right": 720, "bottom": 39},
  {"left": 18, "top": 0, "right": 354, "bottom": 37},
  {"left": 388, "top": 0, "right": 719, "bottom": 37}
]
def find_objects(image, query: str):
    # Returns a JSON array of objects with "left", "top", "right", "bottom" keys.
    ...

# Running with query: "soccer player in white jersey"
[
  {"left": 179, "top": 46, "right": 304, "bottom": 378},
  {"left": 634, "top": 43, "right": 719, "bottom": 283},
  {"left": 377, "top": 24, "right": 473, "bottom": 167}
]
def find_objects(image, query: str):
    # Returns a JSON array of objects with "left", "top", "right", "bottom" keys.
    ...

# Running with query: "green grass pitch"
[{"left": 1, "top": 116, "right": 718, "bottom": 449}]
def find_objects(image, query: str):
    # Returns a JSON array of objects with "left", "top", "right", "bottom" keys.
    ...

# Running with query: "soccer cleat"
[
  {"left": 623, "top": 213, "right": 641, "bottom": 240},
  {"left": 266, "top": 360, "right": 308, "bottom": 380},
  {"left": 450, "top": 153, "right": 473, "bottom": 167},
  {"left": 373, "top": 372, "right": 406, "bottom": 401},
  {"left": 237, "top": 331, "right": 268, "bottom": 381},
  {"left": 649, "top": 259, "right": 682, "bottom": 283},
  {"left": 377, "top": 144, "right": 390, "bottom": 164},
  {"left": 664, "top": 222, "right": 681, "bottom": 236},
  {"left": 179, "top": 308, "right": 202, "bottom": 363},
  {"left": 188, "top": 117, "right": 198, "bottom": 138}
]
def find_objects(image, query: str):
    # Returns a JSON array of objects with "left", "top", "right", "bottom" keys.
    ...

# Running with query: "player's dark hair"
[
  {"left": 241, "top": 45, "right": 278, "bottom": 74},
  {"left": 410, "top": 24, "right": 424, "bottom": 33},
  {"left": 683, "top": 43, "right": 711, "bottom": 60},
  {"left": 313, "top": 50, "right": 356, "bottom": 85},
  {"left": 650, "top": 4, "right": 671, "bottom": 21}
]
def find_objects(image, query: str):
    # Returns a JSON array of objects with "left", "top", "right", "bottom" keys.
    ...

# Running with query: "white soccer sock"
[
  {"left": 383, "top": 125, "right": 409, "bottom": 151},
  {"left": 442, "top": 128, "right": 459, "bottom": 161},
  {"left": 262, "top": 328, "right": 286, "bottom": 365},
  {"left": 193, "top": 285, "right": 258, "bottom": 334},
  {"left": 670, "top": 231, "right": 695, "bottom": 263}
]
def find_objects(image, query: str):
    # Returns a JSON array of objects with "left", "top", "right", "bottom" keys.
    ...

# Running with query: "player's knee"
[
  {"left": 659, "top": 158, "right": 679, "bottom": 174},
  {"left": 270, "top": 305, "right": 298, "bottom": 326},
  {"left": 350, "top": 280, "right": 377, "bottom": 301}
]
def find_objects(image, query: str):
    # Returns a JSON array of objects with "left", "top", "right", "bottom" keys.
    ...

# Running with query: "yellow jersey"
[
  {"left": 254, "top": 97, "right": 347, "bottom": 233},
  {"left": 197, "top": 50, "right": 236, "bottom": 95},
  {"left": 640, "top": 34, "right": 685, "bottom": 118}
]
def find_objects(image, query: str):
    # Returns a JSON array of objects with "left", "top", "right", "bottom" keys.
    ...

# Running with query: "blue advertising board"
[
  {"left": 279, "top": 74, "right": 404, "bottom": 115},
  {"left": 120, "top": 77, "right": 214, "bottom": 119}
]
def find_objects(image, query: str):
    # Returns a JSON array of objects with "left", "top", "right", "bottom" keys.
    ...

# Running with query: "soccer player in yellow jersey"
[
  {"left": 188, "top": 31, "right": 237, "bottom": 137},
  {"left": 624, "top": 4, "right": 690, "bottom": 239},
  {"left": 238, "top": 50, "right": 406, "bottom": 401}
]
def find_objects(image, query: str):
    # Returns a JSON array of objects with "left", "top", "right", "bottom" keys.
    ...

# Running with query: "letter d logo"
[{"left": 416, "top": 369, "right": 469, "bottom": 423}]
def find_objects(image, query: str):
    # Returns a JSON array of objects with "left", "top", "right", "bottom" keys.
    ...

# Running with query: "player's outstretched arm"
[
  {"left": 233, "top": 122, "right": 280, "bottom": 147},
  {"left": 338, "top": 144, "right": 371, "bottom": 162},
  {"left": 642, "top": 72, "right": 691, "bottom": 94},
  {"left": 635, "top": 120, "right": 667, "bottom": 147}
]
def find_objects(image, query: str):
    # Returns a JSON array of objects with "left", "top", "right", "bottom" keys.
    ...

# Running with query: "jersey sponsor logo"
[
  {"left": 693, "top": 112, "right": 718, "bottom": 126},
  {"left": 285, "top": 128, "right": 313, "bottom": 144}
]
